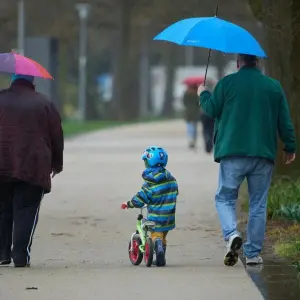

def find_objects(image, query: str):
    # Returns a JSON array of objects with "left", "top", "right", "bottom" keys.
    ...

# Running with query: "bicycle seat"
[{"left": 141, "top": 219, "right": 156, "bottom": 230}]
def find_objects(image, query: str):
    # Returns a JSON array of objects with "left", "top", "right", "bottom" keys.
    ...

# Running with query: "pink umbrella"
[
  {"left": 0, "top": 52, "right": 53, "bottom": 79},
  {"left": 182, "top": 76, "right": 206, "bottom": 86}
]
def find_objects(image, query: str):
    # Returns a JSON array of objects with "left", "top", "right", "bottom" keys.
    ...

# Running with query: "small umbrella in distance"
[
  {"left": 0, "top": 52, "right": 53, "bottom": 79},
  {"left": 182, "top": 76, "right": 206, "bottom": 86}
]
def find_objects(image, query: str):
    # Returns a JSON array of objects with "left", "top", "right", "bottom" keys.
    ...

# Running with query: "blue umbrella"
[
  {"left": 153, "top": 17, "right": 267, "bottom": 57},
  {"left": 153, "top": 7, "right": 267, "bottom": 83}
]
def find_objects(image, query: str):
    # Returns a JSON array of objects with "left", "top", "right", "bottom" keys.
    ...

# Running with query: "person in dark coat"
[
  {"left": 182, "top": 84, "right": 200, "bottom": 149},
  {"left": 199, "top": 80, "right": 215, "bottom": 154},
  {"left": 200, "top": 112, "right": 214, "bottom": 153},
  {"left": 0, "top": 74, "right": 64, "bottom": 267}
]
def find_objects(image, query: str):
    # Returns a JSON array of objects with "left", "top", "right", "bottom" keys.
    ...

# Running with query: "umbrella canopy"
[
  {"left": 153, "top": 17, "right": 267, "bottom": 58},
  {"left": 182, "top": 76, "right": 206, "bottom": 86},
  {"left": 0, "top": 52, "right": 53, "bottom": 79}
]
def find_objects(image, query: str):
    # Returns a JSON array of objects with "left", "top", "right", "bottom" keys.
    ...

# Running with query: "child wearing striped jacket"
[{"left": 121, "top": 146, "right": 179, "bottom": 267}]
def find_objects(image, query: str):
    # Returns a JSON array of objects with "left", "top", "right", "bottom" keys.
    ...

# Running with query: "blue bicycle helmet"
[{"left": 142, "top": 146, "right": 168, "bottom": 168}]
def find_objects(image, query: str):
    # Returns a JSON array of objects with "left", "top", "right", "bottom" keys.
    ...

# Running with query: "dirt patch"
[{"left": 264, "top": 220, "right": 295, "bottom": 259}]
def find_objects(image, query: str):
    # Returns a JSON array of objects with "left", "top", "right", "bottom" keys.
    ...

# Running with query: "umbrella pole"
[
  {"left": 203, "top": 4, "right": 219, "bottom": 86},
  {"left": 204, "top": 49, "right": 211, "bottom": 85}
]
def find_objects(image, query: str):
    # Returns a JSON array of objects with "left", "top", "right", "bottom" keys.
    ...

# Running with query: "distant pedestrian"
[
  {"left": 198, "top": 54, "right": 296, "bottom": 267},
  {"left": 182, "top": 84, "right": 200, "bottom": 149},
  {"left": 0, "top": 74, "right": 64, "bottom": 267},
  {"left": 200, "top": 111, "right": 214, "bottom": 154},
  {"left": 199, "top": 80, "right": 215, "bottom": 154}
]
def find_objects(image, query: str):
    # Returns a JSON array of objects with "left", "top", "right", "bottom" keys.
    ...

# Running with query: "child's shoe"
[
  {"left": 153, "top": 244, "right": 167, "bottom": 266},
  {"left": 155, "top": 239, "right": 166, "bottom": 267}
]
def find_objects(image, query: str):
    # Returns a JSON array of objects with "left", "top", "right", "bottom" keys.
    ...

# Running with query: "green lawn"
[
  {"left": 62, "top": 120, "right": 126, "bottom": 138},
  {"left": 62, "top": 117, "right": 176, "bottom": 138}
]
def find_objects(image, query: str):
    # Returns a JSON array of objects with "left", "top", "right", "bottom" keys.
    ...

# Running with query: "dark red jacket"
[{"left": 0, "top": 79, "right": 64, "bottom": 193}]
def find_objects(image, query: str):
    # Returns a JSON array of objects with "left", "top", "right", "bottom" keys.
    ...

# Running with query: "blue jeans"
[
  {"left": 215, "top": 157, "right": 273, "bottom": 258},
  {"left": 186, "top": 122, "right": 197, "bottom": 140}
]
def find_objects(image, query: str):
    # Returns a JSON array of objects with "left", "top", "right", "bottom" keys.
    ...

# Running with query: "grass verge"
[
  {"left": 63, "top": 120, "right": 126, "bottom": 138},
  {"left": 268, "top": 222, "right": 300, "bottom": 272},
  {"left": 62, "top": 116, "right": 175, "bottom": 138}
]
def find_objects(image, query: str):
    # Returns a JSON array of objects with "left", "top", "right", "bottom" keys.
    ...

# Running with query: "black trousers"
[
  {"left": 201, "top": 114, "right": 214, "bottom": 153},
  {"left": 0, "top": 181, "right": 43, "bottom": 265}
]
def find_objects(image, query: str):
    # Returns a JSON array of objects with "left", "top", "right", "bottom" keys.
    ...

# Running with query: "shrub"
[
  {"left": 268, "top": 177, "right": 300, "bottom": 219},
  {"left": 278, "top": 204, "right": 300, "bottom": 223},
  {"left": 241, "top": 177, "right": 300, "bottom": 220}
]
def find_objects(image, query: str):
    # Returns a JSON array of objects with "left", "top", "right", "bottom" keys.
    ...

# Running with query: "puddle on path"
[{"left": 241, "top": 256, "right": 300, "bottom": 300}]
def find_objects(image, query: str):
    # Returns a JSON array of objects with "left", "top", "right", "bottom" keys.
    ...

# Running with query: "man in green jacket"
[{"left": 198, "top": 54, "right": 296, "bottom": 267}]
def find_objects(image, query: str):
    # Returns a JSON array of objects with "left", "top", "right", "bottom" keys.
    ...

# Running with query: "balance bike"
[{"left": 128, "top": 206, "right": 156, "bottom": 267}]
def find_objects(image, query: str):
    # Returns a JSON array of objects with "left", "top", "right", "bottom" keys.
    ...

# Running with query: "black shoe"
[
  {"left": 0, "top": 252, "right": 11, "bottom": 265},
  {"left": 13, "top": 256, "right": 30, "bottom": 268},
  {"left": 188, "top": 142, "right": 196, "bottom": 149},
  {"left": 0, "top": 259, "right": 11, "bottom": 265},
  {"left": 12, "top": 251, "right": 31, "bottom": 268},
  {"left": 14, "top": 262, "right": 30, "bottom": 268},
  {"left": 13, "top": 260, "right": 30, "bottom": 268}
]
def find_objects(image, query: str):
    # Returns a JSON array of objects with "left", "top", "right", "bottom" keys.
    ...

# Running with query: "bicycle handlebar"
[{"left": 139, "top": 205, "right": 147, "bottom": 214}]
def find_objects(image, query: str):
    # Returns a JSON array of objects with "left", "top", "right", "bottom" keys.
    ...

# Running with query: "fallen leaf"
[{"left": 51, "top": 233, "right": 73, "bottom": 237}]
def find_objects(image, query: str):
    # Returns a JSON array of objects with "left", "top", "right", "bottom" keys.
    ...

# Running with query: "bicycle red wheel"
[
  {"left": 144, "top": 237, "right": 154, "bottom": 267},
  {"left": 128, "top": 235, "right": 143, "bottom": 265}
]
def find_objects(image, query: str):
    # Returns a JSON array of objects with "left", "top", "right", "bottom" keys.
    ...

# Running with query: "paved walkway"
[{"left": 0, "top": 120, "right": 263, "bottom": 300}]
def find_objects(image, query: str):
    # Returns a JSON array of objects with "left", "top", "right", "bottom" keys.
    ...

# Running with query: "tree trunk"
[
  {"left": 249, "top": 0, "right": 300, "bottom": 177},
  {"left": 139, "top": 24, "right": 151, "bottom": 119},
  {"left": 112, "top": 0, "right": 133, "bottom": 121},
  {"left": 286, "top": 0, "right": 300, "bottom": 176},
  {"left": 58, "top": 41, "right": 67, "bottom": 118},
  {"left": 161, "top": 43, "right": 176, "bottom": 117}
]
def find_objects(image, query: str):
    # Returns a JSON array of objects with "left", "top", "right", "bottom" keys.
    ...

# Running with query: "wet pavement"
[
  {"left": 245, "top": 258, "right": 300, "bottom": 300},
  {"left": 238, "top": 234, "right": 300, "bottom": 299}
]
